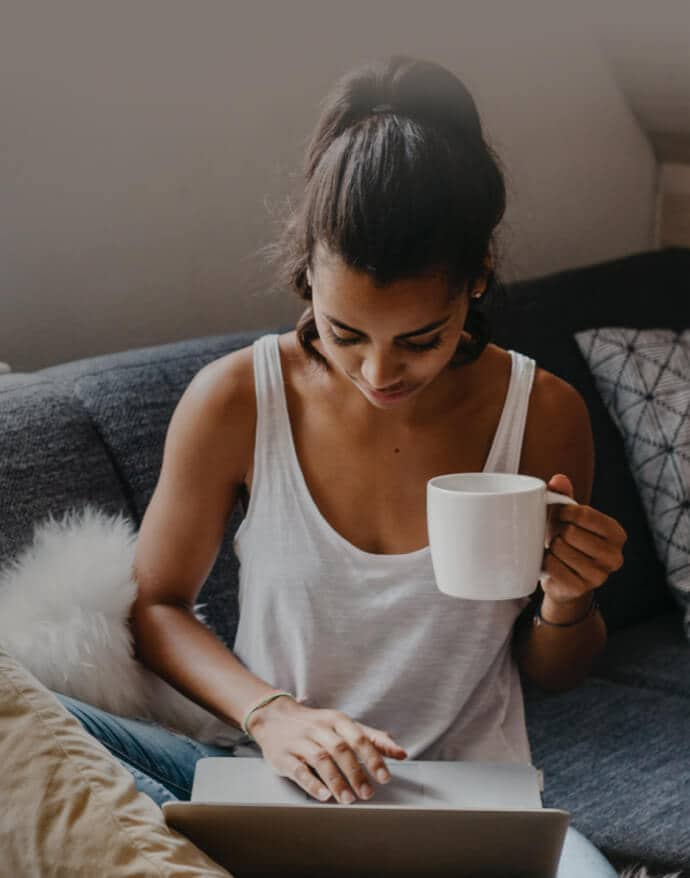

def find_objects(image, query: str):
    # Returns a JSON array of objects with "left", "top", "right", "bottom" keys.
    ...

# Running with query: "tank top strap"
[
  {"left": 248, "top": 333, "right": 295, "bottom": 491},
  {"left": 484, "top": 350, "right": 536, "bottom": 474}
]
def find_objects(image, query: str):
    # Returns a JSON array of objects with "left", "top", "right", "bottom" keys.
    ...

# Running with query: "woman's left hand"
[{"left": 541, "top": 473, "right": 627, "bottom": 606}]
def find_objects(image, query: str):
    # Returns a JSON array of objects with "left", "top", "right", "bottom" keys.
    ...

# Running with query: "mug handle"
[
  {"left": 543, "top": 490, "right": 578, "bottom": 549},
  {"left": 539, "top": 490, "right": 579, "bottom": 581}
]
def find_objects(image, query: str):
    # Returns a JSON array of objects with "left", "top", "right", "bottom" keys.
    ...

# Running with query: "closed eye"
[{"left": 327, "top": 328, "right": 444, "bottom": 352}]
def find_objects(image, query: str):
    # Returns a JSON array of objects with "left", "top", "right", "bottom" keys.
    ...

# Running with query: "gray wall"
[
  {"left": 1, "top": 2, "right": 655, "bottom": 370},
  {"left": 594, "top": 0, "right": 690, "bottom": 162}
]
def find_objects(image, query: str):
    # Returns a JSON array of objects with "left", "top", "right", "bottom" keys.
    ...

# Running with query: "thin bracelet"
[
  {"left": 242, "top": 690, "right": 297, "bottom": 739},
  {"left": 534, "top": 594, "right": 598, "bottom": 627}
]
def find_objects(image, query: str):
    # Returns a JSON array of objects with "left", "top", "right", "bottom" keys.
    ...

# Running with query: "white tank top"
[{"left": 232, "top": 333, "right": 537, "bottom": 763}]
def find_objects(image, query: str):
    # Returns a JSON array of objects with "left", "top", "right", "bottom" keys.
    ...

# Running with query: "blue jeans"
[{"left": 53, "top": 692, "right": 618, "bottom": 877}]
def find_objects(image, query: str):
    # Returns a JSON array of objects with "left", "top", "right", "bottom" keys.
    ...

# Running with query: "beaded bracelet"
[
  {"left": 242, "top": 690, "right": 297, "bottom": 740},
  {"left": 534, "top": 594, "right": 598, "bottom": 627}
]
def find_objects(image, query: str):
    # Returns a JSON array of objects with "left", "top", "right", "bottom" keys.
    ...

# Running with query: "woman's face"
[{"left": 307, "top": 246, "right": 475, "bottom": 411}]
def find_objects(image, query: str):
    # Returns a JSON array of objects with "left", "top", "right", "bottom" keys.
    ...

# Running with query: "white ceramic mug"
[{"left": 426, "top": 472, "right": 578, "bottom": 600}]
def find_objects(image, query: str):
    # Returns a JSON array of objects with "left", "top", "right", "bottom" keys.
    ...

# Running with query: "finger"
[
  {"left": 357, "top": 723, "right": 408, "bottom": 760},
  {"left": 283, "top": 755, "right": 333, "bottom": 802},
  {"left": 299, "top": 739, "right": 358, "bottom": 804},
  {"left": 309, "top": 728, "right": 375, "bottom": 801},
  {"left": 548, "top": 533, "right": 611, "bottom": 587},
  {"left": 556, "top": 523, "right": 623, "bottom": 568},
  {"left": 336, "top": 723, "right": 402, "bottom": 785},
  {"left": 542, "top": 551, "right": 594, "bottom": 604},
  {"left": 558, "top": 505, "right": 624, "bottom": 541}
]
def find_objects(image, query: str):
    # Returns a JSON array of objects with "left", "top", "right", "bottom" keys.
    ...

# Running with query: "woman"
[{"left": 56, "top": 55, "right": 626, "bottom": 876}]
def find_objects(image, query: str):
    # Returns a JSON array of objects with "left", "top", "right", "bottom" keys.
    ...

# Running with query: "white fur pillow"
[{"left": 0, "top": 504, "right": 246, "bottom": 748}]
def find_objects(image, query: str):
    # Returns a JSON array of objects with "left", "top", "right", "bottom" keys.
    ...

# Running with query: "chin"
[{"left": 361, "top": 381, "right": 424, "bottom": 406}]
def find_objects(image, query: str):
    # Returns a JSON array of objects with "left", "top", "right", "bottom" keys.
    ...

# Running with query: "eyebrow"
[{"left": 324, "top": 314, "right": 452, "bottom": 339}]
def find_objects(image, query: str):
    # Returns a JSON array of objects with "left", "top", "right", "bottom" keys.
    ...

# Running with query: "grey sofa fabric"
[
  {"left": 525, "top": 678, "right": 690, "bottom": 876},
  {"left": 68, "top": 331, "right": 264, "bottom": 647},
  {"left": 0, "top": 377, "right": 132, "bottom": 564},
  {"left": 0, "top": 330, "right": 265, "bottom": 649},
  {"left": 521, "top": 613, "right": 690, "bottom": 875},
  {"left": 590, "top": 612, "right": 690, "bottom": 698}
]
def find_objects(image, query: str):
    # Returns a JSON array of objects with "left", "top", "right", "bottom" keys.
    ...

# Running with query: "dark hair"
[{"left": 259, "top": 54, "right": 508, "bottom": 371}]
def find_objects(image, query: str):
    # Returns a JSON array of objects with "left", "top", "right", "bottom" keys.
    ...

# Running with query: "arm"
[
  {"left": 129, "top": 350, "right": 279, "bottom": 731},
  {"left": 513, "top": 586, "right": 608, "bottom": 692},
  {"left": 512, "top": 372, "right": 617, "bottom": 692},
  {"left": 129, "top": 347, "right": 408, "bottom": 804}
]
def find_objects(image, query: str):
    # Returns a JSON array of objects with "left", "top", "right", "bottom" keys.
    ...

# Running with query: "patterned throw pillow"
[{"left": 573, "top": 328, "right": 690, "bottom": 641}]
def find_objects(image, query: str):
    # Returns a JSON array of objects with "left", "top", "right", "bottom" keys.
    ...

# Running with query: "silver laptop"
[{"left": 163, "top": 756, "right": 570, "bottom": 877}]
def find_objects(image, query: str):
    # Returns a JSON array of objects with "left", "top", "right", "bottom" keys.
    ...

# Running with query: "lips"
[
  {"left": 371, "top": 383, "right": 407, "bottom": 394},
  {"left": 366, "top": 384, "right": 415, "bottom": 403}
]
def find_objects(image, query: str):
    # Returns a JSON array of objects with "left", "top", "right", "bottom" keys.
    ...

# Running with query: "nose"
[{"left": 360, "top": 348, "right": 405, "bottom": 391}]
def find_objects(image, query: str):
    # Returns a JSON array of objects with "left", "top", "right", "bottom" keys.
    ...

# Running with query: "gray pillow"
[{"left": 573, "top": 327, "right": 690, "bottom": 641}]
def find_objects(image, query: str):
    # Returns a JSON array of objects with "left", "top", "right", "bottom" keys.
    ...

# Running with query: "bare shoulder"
[
  {"left": 519, "top": 366, "right": 594, "bottom": 505},
  {"left": 172, "top": 342, "right": 258, "bottom": 486},
  {"left": 193, "top": 331, "right": 300, "bottom": 401},
  {"left": 189, "top": 343, "right": 256, "bottom": 410},
  {"left": 528, "top": 366, "right": 588, "bottom": 412},
  {"left": 187, "top": 327, "right": 303, "bottom": 437}
]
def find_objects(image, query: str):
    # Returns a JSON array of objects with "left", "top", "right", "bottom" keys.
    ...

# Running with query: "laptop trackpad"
[
  {"left": 311, "top": 763, "right": 424, "bottom": 806},
  {"left": 193, "top": 758, "right": 425, "bottom": 806}
]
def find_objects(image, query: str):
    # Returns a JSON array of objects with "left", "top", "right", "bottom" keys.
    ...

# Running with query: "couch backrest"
[
  {"left": 0, "top": 375, "right": 132, "bottom": 558},
  {"left": 0, "top": 330, "right": 263, "bottom": 648}
]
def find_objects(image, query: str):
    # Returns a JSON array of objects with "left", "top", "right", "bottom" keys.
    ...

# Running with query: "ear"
[{"left": 469, "top": 251, "right": 493, "bottom": 297}]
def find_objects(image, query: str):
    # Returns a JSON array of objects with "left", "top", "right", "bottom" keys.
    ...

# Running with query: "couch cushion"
[
  {"left": 0, "top": 331, "right": 272, "bottom": 648},
  {"left": 589, "top": 612, "right": 690, "bottom": 699},
  {"left": 523, "top": 676, "right": 690, "bottom": 874},
  {"left": 0, "top": 377, "right": 131, "bottom": 566},
  {"left": 67, "top": 330, "right": 268, "bottom": 649},
  {"left": 0, "top": 645, "right": 232, "bottom": 876},
  {"left": 491, "top": 247, "right": 690, "bottom": 632}
]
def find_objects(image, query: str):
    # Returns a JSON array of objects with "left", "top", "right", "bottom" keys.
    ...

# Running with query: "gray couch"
[{"left": 1, "top": 246, "right": 689, "bottom": 877}]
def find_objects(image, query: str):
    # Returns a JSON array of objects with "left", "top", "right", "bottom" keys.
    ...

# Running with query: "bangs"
[{"left": 304, "top": 115, "right": 491, "bottom": 291}]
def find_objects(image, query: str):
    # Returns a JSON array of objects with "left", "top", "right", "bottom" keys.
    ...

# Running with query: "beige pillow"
[{"left": 0, "top": 645, "right": 232, "bottom": 877}]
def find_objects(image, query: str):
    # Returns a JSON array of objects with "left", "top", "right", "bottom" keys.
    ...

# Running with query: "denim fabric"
[
  {"left": 52, "top": 692, "right": 236, "bottom": 805},
  {"left": 53, "top": 693, "right": 618, "bottom": 877}
]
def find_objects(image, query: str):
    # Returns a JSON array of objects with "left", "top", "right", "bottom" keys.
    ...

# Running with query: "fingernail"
[
  {"left": 341, "top": 791, "right": 355, "bottom": 804},
  {"left": 318, "top": 788, "right": 330, "bottom": 800},
  {"left": 377, "top": 768, "right": 390, "bottom": 782},
  {"left": 359, "top": 783, "right": 373, "bottom": 798}
]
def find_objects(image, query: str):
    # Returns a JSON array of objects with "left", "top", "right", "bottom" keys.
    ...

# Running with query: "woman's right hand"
[{"left": 245, "top": 695, "right": 408, "bottom": 804}]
